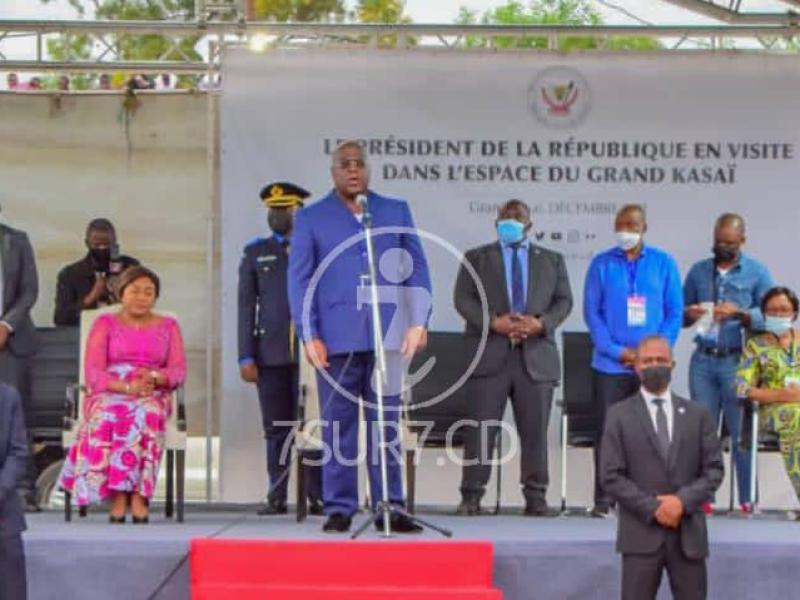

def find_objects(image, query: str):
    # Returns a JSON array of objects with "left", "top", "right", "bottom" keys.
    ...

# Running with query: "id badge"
[{"left": 627, "top": 295, "right": 647, "bottom": 327}]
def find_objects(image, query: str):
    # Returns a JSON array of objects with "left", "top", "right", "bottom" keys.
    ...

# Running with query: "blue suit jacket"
[
  {"left": 288, "top": 190, "right": 432, "bottom": 356},
  {"left": 0, "top": 383, "right": 27, "bottom": 536}
]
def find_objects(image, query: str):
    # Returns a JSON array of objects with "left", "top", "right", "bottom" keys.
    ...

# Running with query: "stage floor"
[{"left": 24, "top": 507, "right": 800, "bottom": 600}]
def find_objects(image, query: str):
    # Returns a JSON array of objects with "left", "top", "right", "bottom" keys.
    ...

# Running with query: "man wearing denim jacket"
[{"left": 683, "top": 213, "right": 772, "bottom": 513}]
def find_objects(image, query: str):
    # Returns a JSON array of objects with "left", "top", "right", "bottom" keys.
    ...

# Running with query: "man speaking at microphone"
[{"left": 289, "top": 141, "right": 432, "bottom": 534}]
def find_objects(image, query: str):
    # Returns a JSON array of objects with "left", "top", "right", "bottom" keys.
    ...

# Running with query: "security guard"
[{"left": 238, "top": 182, "right": 321, "bottom": 516}]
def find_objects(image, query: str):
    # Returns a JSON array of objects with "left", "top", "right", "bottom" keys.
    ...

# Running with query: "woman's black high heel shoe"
[
  {"left": 132, "top": 515, "right": 149, "bottom": 524},
  {"left": 109, "top": 515, "right": 126, "bottom": 524}
]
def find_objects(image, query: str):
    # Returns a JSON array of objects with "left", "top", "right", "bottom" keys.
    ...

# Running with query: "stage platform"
[{"left": 23, "top": 507, "right": 800, "bottom": 600}]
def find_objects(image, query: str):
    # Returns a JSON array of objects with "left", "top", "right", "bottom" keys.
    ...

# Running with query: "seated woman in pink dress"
[{"left": 59, "top": 266, "right": 186, "bottom": 523}]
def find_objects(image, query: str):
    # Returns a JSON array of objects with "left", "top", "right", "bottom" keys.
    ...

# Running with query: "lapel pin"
[{"left": 678, "top": 407, "right": 685, "bottom": 415}]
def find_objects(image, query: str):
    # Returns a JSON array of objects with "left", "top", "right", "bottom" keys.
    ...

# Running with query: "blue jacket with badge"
[{"left": 238, "top": 235, "right": 296, "bottom": 366}]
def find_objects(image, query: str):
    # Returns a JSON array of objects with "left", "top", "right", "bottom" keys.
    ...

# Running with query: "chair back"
[{"left": 561, "top": 331, "right": 598, "bottom": 447}]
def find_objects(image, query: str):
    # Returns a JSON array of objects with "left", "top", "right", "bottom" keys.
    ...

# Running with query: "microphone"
[{"left": 355, "top": 193, "right": 371, "bottom": 227}]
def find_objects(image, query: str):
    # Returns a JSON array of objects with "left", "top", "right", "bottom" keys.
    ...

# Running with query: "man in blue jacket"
[
  {"left": 683, "top": 213, "right": 772, "bottom": 513},
  {"left": 0, "top": 382, "right": 28, "bottom": 599},
  {"left": 583, "top": 204, "right": 683, "bottom": 518},
  {"left": 289, "top": 141, "right": 431, "bottom": 533}
]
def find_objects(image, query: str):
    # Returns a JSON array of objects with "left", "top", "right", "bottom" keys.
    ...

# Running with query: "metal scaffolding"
[
  {"left": 662, "top": 1, "right": 800, "bottom": 24},
  {"left": 2, "top": 20, "right": 800, "bottom": 73}
]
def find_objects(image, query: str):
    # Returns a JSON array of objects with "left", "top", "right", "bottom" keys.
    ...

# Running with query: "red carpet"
[{"left": 191, "top": 539, "right": 503, "bottom": 600}]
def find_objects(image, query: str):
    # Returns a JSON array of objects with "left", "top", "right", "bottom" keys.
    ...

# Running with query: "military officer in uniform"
[{"left": 238, "top": 182, "right": 322, "bottom": 516}]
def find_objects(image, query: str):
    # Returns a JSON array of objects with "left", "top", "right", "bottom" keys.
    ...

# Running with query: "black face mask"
[
  {"left": 89, "top": 247, "right": 111, "bottom": 271},
  {"left": 640, "top": 365, "right": 672, "bottom": 395},
  {"left": 712, "top": 244, "right": 739, "bottom": 263},
  {"left": 268, "top": 210, "right": 293, "bottom": 236}
]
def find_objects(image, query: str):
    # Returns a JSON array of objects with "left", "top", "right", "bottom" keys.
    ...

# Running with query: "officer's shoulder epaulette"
[{"left": 244, "top": 236, "right": 268, "bottom": 249}]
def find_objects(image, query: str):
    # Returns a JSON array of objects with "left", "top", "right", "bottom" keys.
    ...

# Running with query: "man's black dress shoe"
[
  {"left": 375, "top": 513, "right": 423, "bottom": 534},
  {"left": 257, "top": 500, "right": 288, "bottom": 516},
  {"left": 308, "top": 500, "right": 324, "bottom": 516},
  {"left": 455, "top": 498, "right": 481, "bottom": 516},
  {"left": 524, "top": 500, "right": 558, "bottom": 517},
  {"left": 322, "top": 513, "right": 352, "bottom": 533}
]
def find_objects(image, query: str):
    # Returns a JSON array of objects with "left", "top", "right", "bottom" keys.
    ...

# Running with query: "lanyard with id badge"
[{"left": 626, "top": 260, "right": 647, "bottom": 327}]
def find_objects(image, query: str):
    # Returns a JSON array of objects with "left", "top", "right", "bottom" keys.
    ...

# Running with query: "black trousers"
[
  {"left": 622, "top": 530, "right": 707, "bottom": 600},
  {"left": 593, "top": 369, "right": 640, "bottom": 509},
  {"left": 0, "top": 352, "right": 36, "bottom": 497},
  {"left": 256, "top": 364, "right": 321, "bottom": 504},
  {"left": 0, "top": 534, "right": 27, "bottom": 600},
  {"left": 460, "top": 346, "right": 554, "bottom": 504}
]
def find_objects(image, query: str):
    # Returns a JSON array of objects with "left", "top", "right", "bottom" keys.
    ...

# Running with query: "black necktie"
[
  {"left": 652, "top": 398, "right": 670, "bottom": 458},
  {"left": 511, "top": 244, "right": 525, "bottom": 314}
]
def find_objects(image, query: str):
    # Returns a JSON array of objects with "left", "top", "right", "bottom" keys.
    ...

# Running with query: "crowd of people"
[
  {"left": 0, "top": 139, "right": 798, "bottom": 599},
  {"left": 2, "top": 71, "right": 221, "bottom": 92}
]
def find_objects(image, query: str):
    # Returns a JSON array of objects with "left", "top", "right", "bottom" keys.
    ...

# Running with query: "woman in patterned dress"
[
  {"left": 59, "top": 266, "right": 186, "bottom": 523},
  {"left": 736, "top": 286, "right": 800, "bottom": 505}
]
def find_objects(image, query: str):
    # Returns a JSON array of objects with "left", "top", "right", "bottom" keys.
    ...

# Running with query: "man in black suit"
[
  {"left": 454, "top": 199, "right": 573, "bottom": 515},
  {"left": 0, "top": 382, "right": 29, "bottom": 600},
  {"left": 0, "top": 223, "right": 39, "bottom": 512},
  {"left": 601, "top": 335, "right": 723, "bottom": 600},
  {"left": 54, "top": 218, "right": 139, "bottom": 326}
]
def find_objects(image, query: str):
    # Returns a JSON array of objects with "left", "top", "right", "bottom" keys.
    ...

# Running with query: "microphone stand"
[{"left": 350, "top": 193, "right": 452, "bottom": 540}]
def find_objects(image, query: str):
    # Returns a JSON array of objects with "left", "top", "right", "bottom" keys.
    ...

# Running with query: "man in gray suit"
[
  {"left": 0, "top": 382, "right": 29, "bottom": 600},
  {"left": 0, "top": 224, "right": 39, "bottom": 511},
  {"left": 601, "top": 335, "right": 723, "bottom": 600},
  {"left": 454, "top": 199, "right": 572, "bottom": 515}
]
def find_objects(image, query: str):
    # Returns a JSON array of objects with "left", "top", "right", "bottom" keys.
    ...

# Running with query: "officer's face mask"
[{"left": 268, "top": 209, "right": 293, "bottom": 236}]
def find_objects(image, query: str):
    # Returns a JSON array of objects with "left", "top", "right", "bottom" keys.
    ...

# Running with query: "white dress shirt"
[{"left": 640, "top": 388, "right": 674, "bottom": 441}]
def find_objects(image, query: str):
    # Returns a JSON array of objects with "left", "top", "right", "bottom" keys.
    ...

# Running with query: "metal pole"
[
  {"left": 749, "top": 401, "right": 758, "bottom": 513},
  {"left": 561, "top": 412, "right": 568, "bottom": 514},
  {"left": 204, "top": 39, "right": 218, "bottom": 503},
  {"left": 362, "top": 217, "right": 392, "bottom": 538}
]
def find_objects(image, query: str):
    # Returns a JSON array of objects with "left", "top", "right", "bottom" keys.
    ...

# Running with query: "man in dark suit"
[
  {"left": 454, "top": 199, "right": 573, "bottom": 516},
  {"left": 0, "top": 223, "right": 39, "bottom": 512},
  {"left": 238, "top": 182, "right": 321, "bottom": 516},
  {"left": 53, "top": 218, "right": 139, "bottom": 326},
  {"left": 601, "top": 335, "right": 723, "bottom": 600},
  {"left": 0, "top": 383, "right": 30, "bottom": 600}
]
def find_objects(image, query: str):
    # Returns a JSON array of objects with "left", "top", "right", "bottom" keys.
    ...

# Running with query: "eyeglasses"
[{"left": 336, "top": 158, "right": 366, "bottom": 170}]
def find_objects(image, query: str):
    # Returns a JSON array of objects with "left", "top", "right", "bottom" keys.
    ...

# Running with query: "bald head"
[
  {"left": 715, "top": 213, "right": 745, "bottom": 235},
  {"left": 713, "top": 213, "right": 746, "bottom": 264}
]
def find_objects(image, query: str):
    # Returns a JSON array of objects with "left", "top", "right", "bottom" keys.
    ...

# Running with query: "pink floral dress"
[{"left": 59, "top": 313, "right": 186, "bottom": 506}]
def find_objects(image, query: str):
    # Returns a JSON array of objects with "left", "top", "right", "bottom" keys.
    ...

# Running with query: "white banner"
[{"left": 220, "top": 49, "right": 800, "bottom": 501}]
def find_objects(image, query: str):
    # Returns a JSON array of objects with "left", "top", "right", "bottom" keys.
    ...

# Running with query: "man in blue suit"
[
  {"left": 0, "top": 383, "right": 29, "bottom": 599},
  {"left": 289, "top": 141, "right": 431, "bottom": 533}
]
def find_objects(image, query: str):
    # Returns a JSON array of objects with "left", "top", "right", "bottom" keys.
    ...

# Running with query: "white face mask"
[{"left": 616, "top": 231, "right": 641, "bottom": 252}]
